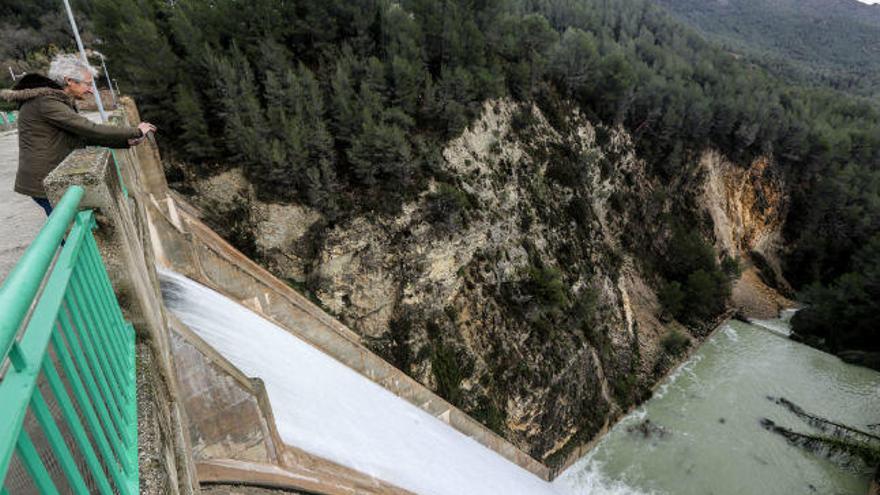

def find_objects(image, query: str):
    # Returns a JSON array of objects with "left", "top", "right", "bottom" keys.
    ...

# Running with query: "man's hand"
[{"left": 137, "top": 122, "right": 157, "bottom": 137}]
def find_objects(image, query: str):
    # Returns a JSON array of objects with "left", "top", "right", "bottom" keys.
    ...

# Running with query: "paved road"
[
  {"left": 0, "top": 112, "right": 102, "bottom": 283},
  {"left": 0, "top": 127, "right": 45, "bottom": 283}
]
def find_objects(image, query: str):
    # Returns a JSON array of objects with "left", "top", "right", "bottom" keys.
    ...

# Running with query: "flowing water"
[
  {"left": 159, "top": 269, "right": 878, "bottom": 495},
  {"left": 556, "top": 313, "right": 880, "bottom": 495}
]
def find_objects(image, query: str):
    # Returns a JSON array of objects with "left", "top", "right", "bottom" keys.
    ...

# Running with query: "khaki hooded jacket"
[{"left": 0, "top": 74, "right": 141, "bottom": 197}]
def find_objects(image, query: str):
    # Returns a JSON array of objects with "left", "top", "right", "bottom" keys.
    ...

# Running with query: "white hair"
[{"left": 48, "top": 53, "right": 97, "bottom": 86}]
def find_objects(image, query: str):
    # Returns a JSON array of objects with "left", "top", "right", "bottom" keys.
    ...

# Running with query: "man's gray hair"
[{"left": 48, "top": 53, "right": 98, "bottom": 86}]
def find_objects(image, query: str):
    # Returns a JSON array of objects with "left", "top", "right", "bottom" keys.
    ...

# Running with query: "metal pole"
[
  {"left": 98, "top": 53, "right": 117, "bottom": 107},
  {"left": 61, "top": 0, "right": 108, "bottom": 122}
]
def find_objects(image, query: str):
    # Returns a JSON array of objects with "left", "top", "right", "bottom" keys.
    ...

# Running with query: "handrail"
[
  {"left": 0, "top": 186, "right": 84, "bottom": 367},
  {"left": 0, "top": 189, "right": 137, "bottom": 494}
]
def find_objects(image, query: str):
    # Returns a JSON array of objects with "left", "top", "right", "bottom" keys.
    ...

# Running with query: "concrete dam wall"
[{"left": 43, "top": 98, "right": 553, "bottom": 493}]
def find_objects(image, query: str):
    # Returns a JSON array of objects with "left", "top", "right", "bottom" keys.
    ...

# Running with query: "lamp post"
[
  {"left": 61, "top": 0, "right": 108, "bottom": 122},
  {"left": 98, "top": 52, "right": 118, "bottom": 107}
]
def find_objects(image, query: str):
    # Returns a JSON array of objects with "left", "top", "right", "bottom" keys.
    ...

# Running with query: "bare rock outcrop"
[
  {"left": 177, "top": 98, "right": 793, "bottom": 468},
  {"left": 700, "top": 150, "right": 795, "bottom": 318}
]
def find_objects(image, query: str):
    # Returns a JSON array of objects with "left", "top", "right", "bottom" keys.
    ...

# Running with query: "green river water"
[{"left": 556, "top": 312, "right": 880, "bottom": 495}]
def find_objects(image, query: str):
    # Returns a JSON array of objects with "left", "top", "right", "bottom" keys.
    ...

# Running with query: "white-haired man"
[{"left": 0, "top": 53, "right": 156, "bottom": 215}]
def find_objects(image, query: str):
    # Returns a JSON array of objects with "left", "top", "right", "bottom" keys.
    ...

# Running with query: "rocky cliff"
[
  {"left": 170, "top": 98, "right": 790, "bottom": 469},
  {"left": 701, "top": 150, "right": 795, "bottom": 318}
]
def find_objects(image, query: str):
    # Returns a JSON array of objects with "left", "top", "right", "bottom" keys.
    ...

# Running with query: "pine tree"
[
  {"left": 348, "top": 115, "right": 412, "bottom": 188},
  {"left": 173, "top": 82, "right": 216, "bottom": 161},
  {"left": 330, "top": 48, "right": 362, "bottom": 147}
]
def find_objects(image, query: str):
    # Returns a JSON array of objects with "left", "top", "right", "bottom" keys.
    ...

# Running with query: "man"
[{"left": 0, "top": 53, "right": 156, "bottom": 215}]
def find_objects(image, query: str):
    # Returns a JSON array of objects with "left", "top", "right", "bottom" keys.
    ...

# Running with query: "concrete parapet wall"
[
  {"left": 117, "top": 98, "right": 169, "bottom": 195},
  {"left": 44, "top": 120, "right": 199, "bottom": 494},
  {"left": 75, "top": 90, "right": 118, "bottom": 112},
  {"left": 147, "top": 193, "right": 552, "bottom": 481}
]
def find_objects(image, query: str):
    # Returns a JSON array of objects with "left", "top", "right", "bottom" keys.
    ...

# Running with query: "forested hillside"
[
  {"left": 82, "top": 0, "right": 880, "bottom": 363},
  {"left": 653, "top": 0, "right": 880, "bottom": 98},
  {"left": 2, "top": 0, "right": 878, "bottom": 459},
  {"left": 648, "top": 0, "right": 880, "bottom": 362}
]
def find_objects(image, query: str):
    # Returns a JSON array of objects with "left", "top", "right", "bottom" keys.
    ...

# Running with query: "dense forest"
[
  {"left": 2, "top": 0, "right": 877, "bottom": 363},
  {"left": 654, "top": 0, "right": 880, "bottom": 99}
]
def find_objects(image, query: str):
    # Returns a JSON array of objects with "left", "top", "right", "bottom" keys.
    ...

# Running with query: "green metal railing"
[{"left": 0, "top": 186, "right": 137, "bottom": 494}]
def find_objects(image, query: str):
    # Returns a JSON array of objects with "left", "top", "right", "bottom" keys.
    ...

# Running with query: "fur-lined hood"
[{"left": 0, "top": 74, "right": 72, "bottom": 105}]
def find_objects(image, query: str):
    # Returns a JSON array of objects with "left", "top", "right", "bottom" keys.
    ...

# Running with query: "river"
[{"left": 555, "top": 312, "right": 880, "bottom": 495}]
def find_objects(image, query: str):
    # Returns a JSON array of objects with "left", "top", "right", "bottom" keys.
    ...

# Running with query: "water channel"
[{"left": 555, "top": 312, "right": 880, "bottom": 495}]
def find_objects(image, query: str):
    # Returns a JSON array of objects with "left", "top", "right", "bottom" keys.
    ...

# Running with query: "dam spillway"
[
  {"left": 161, "top": 267, "right": 880, "bottom": 495},
  {"left": 159, "top": 268, "right": 564, "bottom": 495}
]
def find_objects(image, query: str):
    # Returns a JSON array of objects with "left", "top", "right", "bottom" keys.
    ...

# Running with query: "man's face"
[{"left": 65, "top": 71, "right": 94, "bottom": 100}]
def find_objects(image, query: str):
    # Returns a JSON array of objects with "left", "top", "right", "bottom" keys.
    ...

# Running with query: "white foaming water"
[
  {"left": 748, "top": 318, "right": 791, "bottom": 337},
  {"left": 159, "top": 269, "right": 647, "bottom": 495},
  {"left": 779, "top": 308, "right": 799, "bottom": 322},
  {"left": 652, "top": 353, "right": 704, "bottom": 401},
  {"left": 554, "top": 451, "right": 655, "bottom": 495},
  {"left": 722, "top": 324, "right": 739, "bottom": 342}
]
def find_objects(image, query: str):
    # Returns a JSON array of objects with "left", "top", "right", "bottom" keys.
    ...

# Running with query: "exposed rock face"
[
  {"left": 303, "top": 101, "right": 667, "bottom": 465},
  {"left": 701, "top": 150, "right": 794, "bottom": 318},
  {"left": 176, "top": 98, "right": 791, "bottom": 468},
  {"left": 702, "top": 151, "right": 786, "bottom": 261}
]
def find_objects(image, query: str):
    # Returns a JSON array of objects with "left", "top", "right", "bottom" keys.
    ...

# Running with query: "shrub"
[
  {"left": 526, "top": 265, "right": 569, "bottom": 308},
  {"left": 386, "top": 317, "right": 413, "bottom": 372},
  {"left": 658, "top": 228, "right": 731, "bottom": 324},
  {"left": 612, "top": 372, "right": 638, "bottom": 407},
  {"left": 546, "top": 146, "right": 598, "bottom": 187},
  {"left": 791, "top": 234, "right": 880, "bottom": 354},
  {"left": 567, "top": 196, "right": 593, "bottom": 227},
  {"left": 684, "top": 269, "right": 729, "bottom": 321},
  {"left": 510, "top": 107, "right": 536, "bottom": 133},
  {"left": 658, "top": 280, "right": 685, "bottom": 321},
  {"left": 431, "top": 341, "right": 474, "bottom": 407},
  {"left": 470, "top": 396, "right": 507, "bottom": 435},
  {"left": 573, "top": 288, "right": 599, "bottom": 330},
  {"left": 660, "top": 329, "right": 690, "bottom": 356},
  {"left": 663, "top": 228, "right": 718, "bottom": 281},
  {"left": 721, "top": 255, "right": 741, "bottom": 278},
  {"left": 426, "top": 182, "right": 476, "bottom": 226}
]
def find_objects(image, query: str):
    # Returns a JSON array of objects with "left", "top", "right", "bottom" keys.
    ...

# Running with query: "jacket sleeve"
[{"left": 40, "top": 98, "right": 142, "bottom": 148}]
